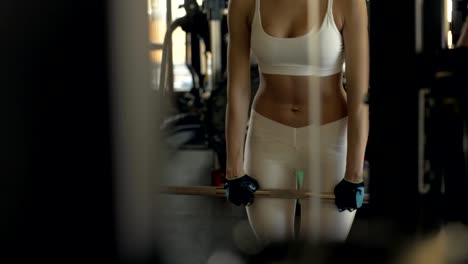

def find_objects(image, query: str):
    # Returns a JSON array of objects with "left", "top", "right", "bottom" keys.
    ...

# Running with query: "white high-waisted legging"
[{"left": 244, "top": 109, "right": 356, "bottom": 244}]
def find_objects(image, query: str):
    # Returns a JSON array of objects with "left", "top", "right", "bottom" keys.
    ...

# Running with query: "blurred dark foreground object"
[{"left": 244, "top": 240, "right": 391, "bottom": 264}]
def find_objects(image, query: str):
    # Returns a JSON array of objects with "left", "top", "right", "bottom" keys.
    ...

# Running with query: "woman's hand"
[
  {"left": 224, "top": 175, "right": 259, "bottom": 206},
  {"left": 334, "top": 178, "right": 365, "bottom": 212}
]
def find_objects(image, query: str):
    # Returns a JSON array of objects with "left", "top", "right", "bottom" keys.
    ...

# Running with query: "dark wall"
[
  {"left": 1, "top": 0, "right": 117, "bottom": 261},
  {"left": 367, "top": 0, "right": 466, "bottom": 250},
  {"left": 368, "top": 0, "right": 421, "bottom": 242}
]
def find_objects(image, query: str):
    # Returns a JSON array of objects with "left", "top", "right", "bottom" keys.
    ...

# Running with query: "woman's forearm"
[
  {"left": 225, "top": 92, "right": 251, "bottom": 179},
  {"left": 345, "top": 106, "right": 369, "bottom": 182}
]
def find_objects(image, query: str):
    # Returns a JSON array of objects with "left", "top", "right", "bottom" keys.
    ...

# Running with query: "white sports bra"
[{"left": 250, "top": 0, "right": 344, "bottom": 76}]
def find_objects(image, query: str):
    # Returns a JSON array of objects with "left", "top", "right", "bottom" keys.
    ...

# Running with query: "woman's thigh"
[
  {"left": 297, "top": 118, "right": 356, "bottom": 242},
  {"left": 243, "top": 116, "right": 299, "bottom": 244},
  {"left": 298, "top": 154, "right": 356, "bottom": 242},
  {"left": 245, "top": 159, "right": 298, "bottom": 244}
]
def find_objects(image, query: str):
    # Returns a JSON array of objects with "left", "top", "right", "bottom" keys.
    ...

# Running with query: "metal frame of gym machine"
[
  {"left": 156, "top": 0, "right": 230, "bottom": 177},
  {"left": 158, "top": 0, "right": 225, "bottom": 95}
]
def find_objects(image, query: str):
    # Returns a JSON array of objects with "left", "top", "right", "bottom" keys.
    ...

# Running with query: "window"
[{"left": 149, "top": 0, "right": 201, "bottom": 92}]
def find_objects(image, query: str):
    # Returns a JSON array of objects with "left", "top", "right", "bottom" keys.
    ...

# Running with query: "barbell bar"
[{"left": 159, "top": 185, "right": 370, "bottom": 203}]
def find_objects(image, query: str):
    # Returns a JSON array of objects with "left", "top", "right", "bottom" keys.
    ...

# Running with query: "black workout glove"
[
  {"left": 334, "top": 179, "right": 365, "bottom": 212},
  {"left": 224, "top": 175, "right": 259, "bottom": 206}
]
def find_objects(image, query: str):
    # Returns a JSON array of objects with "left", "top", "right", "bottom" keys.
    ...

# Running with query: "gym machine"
[
  {"left": 158, "top": 0, "right": 227, "bottom": 95},
  {"left": 451, "top": 0, "right": 468, "bottom": 43},
  {"left": 367, "top": 0, "right": 468, "bottom": 254},
  {"left": 157, "top": 0, "right": 260, "bottom": 180}
]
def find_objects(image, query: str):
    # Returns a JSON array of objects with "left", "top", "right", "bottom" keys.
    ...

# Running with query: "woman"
[{"left": 225, "top": 0, "right": 369, "bottom": 244}]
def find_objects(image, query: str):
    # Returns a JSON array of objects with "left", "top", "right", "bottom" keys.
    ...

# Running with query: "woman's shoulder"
[
  {"left": 229, "top": 0, "right": 256, "bottom": 17},
  {"left": 335, "top": 0, "right": 367, "bottom": 15},
  {"left": 229, "top": 0, "right": 255, "bottom": 13},
  {"left": 333, "top": 0, "right": 367, "bottom": 27},
  {"left": 228, "top": 0, "right": 255, "bottom": 24}
]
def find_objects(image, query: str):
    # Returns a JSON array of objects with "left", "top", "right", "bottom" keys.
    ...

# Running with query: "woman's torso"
[{"left": 248, "top": 0, "right": 347, "bottom": 127}]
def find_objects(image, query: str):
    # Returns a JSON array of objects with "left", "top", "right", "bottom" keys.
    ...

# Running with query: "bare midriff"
[{"left": 252, "top": 71, "right": 347, "bottom": 128}]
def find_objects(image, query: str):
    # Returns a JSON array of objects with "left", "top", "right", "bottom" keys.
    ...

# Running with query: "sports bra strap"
[{"left": 327, "top": 0, "right": 334, "bottom": 15}]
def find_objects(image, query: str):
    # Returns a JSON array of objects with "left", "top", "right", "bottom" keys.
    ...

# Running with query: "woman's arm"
[
  {"left": 342, "top": 0, "right": 369, "bottom": 182},
  {"left": 225, "top": 0, "right": 252, "bottom": 179}
]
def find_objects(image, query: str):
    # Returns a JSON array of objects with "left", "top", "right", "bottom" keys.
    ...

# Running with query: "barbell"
[{"left": 159, "top": 185, "right": 370, "bottom": 203}]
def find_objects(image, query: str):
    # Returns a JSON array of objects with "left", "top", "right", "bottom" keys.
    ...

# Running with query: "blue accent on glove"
[{"left": 355, "top": 186, "right": 365, "bottom": 208}]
